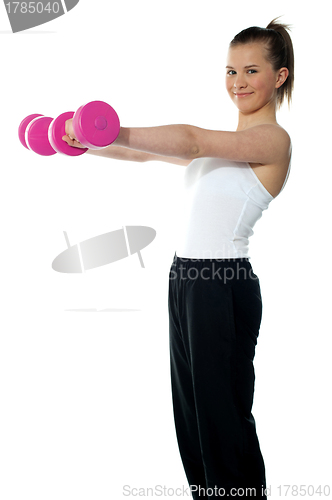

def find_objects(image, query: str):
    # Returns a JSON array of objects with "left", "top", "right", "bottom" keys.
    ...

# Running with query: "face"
[{"left": 226, "top": 42, "right": 286, "bottom": 114}]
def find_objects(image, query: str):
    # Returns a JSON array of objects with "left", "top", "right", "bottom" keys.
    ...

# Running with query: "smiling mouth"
[{"left": 234, "top": 93, "right": 253, "bottom": 97}]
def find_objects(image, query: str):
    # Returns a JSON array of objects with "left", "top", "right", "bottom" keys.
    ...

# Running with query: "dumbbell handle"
[{"left": 48, "top": 111, "right": 88, "bottom": 156}]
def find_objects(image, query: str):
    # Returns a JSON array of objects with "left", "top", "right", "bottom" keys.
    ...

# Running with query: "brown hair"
[{"left": 229, "top": 17, "right": 294, "bottom": 109}]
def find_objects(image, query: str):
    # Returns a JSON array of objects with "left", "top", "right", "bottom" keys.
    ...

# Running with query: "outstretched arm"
[
  {"left": 114, "top": 123, "right": 291, "bottom": 165},
  {"left": 64, "top": 119, "right": 291, "bottom": 165}
]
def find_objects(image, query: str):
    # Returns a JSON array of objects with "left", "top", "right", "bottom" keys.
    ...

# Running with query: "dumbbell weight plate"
[
  {"left": 48, "top": 111, "right": 88, "bottom": 156},
  {"left": 18, "top": 114, "right": 43, "bottom": 149},
  {"left": 25, "top": 116, "right": 57, "bottom": 156},
  {"left": 72, "top": 101, "right": 120, "bottom": 150}
]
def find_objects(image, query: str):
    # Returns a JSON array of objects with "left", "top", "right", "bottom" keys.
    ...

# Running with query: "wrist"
[{"left": 113, "top": 126, "right": 128, "bottom": 147}]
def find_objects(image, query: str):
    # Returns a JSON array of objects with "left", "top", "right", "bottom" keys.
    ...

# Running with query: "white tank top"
[{"left": 175, "top": 157, "right": 291, "bottom": 259}]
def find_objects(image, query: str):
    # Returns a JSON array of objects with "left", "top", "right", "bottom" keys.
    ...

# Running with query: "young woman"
[{"left": 63, "top": 18, "right": 294, "bottom": 500}]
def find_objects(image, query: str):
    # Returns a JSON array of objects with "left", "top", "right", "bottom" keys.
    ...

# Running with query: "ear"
[{"left": 275, "top": 67, "right": 289, "bottom": 89}]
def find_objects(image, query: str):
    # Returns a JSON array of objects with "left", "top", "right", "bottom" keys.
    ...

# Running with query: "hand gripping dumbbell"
[{"left": 18, "top": 101, "right": 120, "bottom": 156}]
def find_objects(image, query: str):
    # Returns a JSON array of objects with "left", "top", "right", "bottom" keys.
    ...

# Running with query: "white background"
[{"left": 0, "top": 1, "right": 331, "bottom": 499}]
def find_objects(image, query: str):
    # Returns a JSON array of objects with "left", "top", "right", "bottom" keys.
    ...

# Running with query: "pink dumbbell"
[{"left": 18, "top": 101, "right": 120, "bottom": 157}]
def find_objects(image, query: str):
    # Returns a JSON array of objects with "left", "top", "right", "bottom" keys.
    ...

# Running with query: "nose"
[{"left": 233, "top": 73, "right": 247, "bottom": 90}]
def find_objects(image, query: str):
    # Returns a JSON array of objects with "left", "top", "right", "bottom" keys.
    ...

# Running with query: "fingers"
[
  {"left": 61, "top": 135, "right": 86, "bottom": 148},
  {"left": 64, "top": 118, "right": 74, "bottom": 137},
  {"left": 62, "top": 118, "right": 87, "bottom": 148}
]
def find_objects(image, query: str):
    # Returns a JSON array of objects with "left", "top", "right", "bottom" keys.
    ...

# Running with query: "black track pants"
[{"left": 168, "top": 254, "right": 267, "bottom": 499}]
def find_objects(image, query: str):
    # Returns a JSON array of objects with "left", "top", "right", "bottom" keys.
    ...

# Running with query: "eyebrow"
[{"left": 226, "top": 64, "right": 260, "bottom": 69}]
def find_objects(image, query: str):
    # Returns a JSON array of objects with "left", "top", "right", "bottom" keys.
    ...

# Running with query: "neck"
[{"left": 236, "top": 100, "right": 278, "bottom": 131}]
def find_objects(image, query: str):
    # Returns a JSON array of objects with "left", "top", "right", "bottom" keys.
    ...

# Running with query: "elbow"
[
  {"left": 188, "top": 144, "right": 201, "bottom": 160},
  {"left": 186, "top": 127, "right": 202, "bottom": 160}
]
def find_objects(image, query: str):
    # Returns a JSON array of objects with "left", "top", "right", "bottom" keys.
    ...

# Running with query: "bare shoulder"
[
  {"left": 246, "top": 124, "right": 292, "bottom": 197},
  {"left": 244, "top": 123, "right": 291, "bottom": 148},
  {"left": 241, "top": 123, "right": 291, "bottom": 167}
]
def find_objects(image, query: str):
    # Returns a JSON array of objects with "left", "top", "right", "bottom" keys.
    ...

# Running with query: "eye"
[
  {"left": 227, "top": 70, "right": 236, "bottom": 75},
  {"left": 248, "top": 69, "right": 257, "bottom": 74}
]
